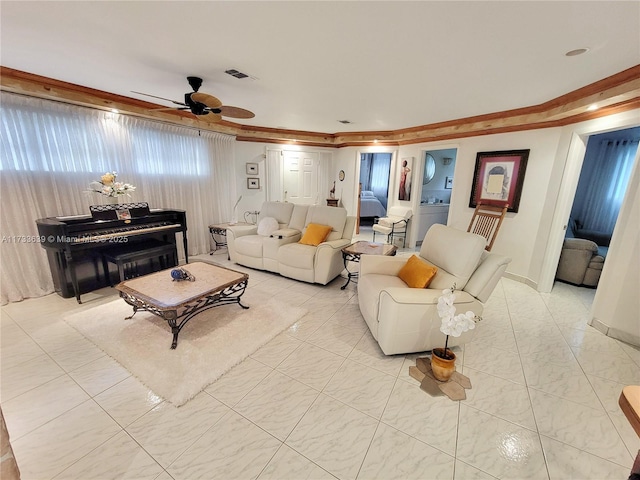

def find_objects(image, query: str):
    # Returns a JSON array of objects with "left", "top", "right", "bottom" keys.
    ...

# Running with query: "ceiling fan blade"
[
  {"left": 151, "top": 107, "right": 190, "bottom": 111},
  {"left": 132, "top": 91, "right": 187, "bottom": 106},
  {"left": 218, "top": 105, "right": 255, "bottom": 119},
  {"left": 202, "top": 112, "right": 223, "bottom": 122},
  {"left": 191, "top": 92, "right": 222, "bottom": 109}
]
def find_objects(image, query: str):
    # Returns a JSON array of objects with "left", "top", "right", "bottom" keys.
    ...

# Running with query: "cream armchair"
[{"left": 358, "top": 224, "right": 512, "bottom": 355}]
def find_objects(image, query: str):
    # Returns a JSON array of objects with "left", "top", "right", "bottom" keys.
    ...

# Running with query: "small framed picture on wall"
[
  {"left": 247, "top": 177, "right": 260, "bottom": 189},
  {"left": 398, "top": 157, "right": 413, "bottom": 201},
  {"left": 445, "top": 177, "right": 453, "bottom": 189},
  {"left": 246, "top": 163, "right": 259, "bottom": 175}
]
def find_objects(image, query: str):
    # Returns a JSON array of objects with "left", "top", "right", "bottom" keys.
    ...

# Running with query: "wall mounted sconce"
[{"left": 442, "top": 157, "right": 453, "bottom": 165}]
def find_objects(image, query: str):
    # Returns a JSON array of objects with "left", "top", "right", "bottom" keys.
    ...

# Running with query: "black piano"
[{"left": 36, "top": 202, "right": 187, "bottom": 303}]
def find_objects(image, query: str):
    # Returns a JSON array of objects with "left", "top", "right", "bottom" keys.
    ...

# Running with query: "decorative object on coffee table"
[
  {"left": 432, "top": 284, "right": 481, "bottom": 381},
  {"left": 171, "top": 267, "right": 195, "bottom": 282}
]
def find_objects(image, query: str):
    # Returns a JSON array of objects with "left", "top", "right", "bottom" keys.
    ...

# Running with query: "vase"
[
  {"left": 431, "top": 348, "right": 456, "bottom": 382},
  {"left": 106, "top": 196, "right": 119, "bottom": 205}
]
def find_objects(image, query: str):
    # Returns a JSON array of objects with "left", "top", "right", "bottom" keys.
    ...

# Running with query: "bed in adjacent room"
[{"left": 360, "top": 191, "right": 387, "bottom": 218}]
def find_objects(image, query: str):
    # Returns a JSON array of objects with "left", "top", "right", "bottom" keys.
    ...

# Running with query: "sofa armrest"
[
  {"left": 271, "top": 228, "right": 301, "bottom": 239},
  {"left": 318, "top": 238, "right": 351, "bottom": 250},
  {"left": 227, "top": 225, "right": 257, "bottom": 239},
  {"left": 379, "top": 287, "right": 476, "bottom": 306},
  {"left": 464, "top": 252, "right": 511, "bottom": 303},
  {"left": 563, "top": 237, "right": 598, "bottom": 252}
]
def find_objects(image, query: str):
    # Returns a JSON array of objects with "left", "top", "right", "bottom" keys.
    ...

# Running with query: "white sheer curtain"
[
  {"left": 572, "top": 136, "right": 639, "bottom": 234},
  {"left": 0, "top": 92, "right": 236, "bottom": 304}
]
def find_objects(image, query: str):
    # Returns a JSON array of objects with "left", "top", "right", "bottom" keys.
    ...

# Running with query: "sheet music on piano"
[{"left": 89, "top": 202, "right": 152, "bottom": 221}]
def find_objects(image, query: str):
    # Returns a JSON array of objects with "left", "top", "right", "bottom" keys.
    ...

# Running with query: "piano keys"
[{"left": 36, "top": 203, "right": 187, "bottom": 303}]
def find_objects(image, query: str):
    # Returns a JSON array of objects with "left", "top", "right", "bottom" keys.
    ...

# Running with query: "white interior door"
[{"left": 283, "top": 150, "right": 318, "bottom": 204}]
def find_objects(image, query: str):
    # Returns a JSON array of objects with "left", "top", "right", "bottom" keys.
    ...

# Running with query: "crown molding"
[{"left": 2, "top": 65, "right": 639, "bottom": 147}]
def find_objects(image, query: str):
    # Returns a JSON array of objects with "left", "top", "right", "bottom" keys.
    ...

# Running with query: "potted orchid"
[
  {"left": 88, "top": 171, "right": 136, "bottom": 200},
  {"left": 431, "top": 284, "right": 481, "bottom": 381}
]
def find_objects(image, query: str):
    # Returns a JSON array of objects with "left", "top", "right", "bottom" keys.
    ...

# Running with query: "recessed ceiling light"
[
  {"left": 373, "top": 139, "right": 378, "bottom": 143},
  {"left": 587, "top": 104, "right": 599, "bottom": 111},
  {"left": 110, "top": 109, "right": 119, "bottom": 114},
  {"left": 565, "top": 48, "right": 589, "bottom": 57}
]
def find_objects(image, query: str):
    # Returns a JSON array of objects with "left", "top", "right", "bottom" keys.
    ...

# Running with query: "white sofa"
[
  {"left": 358, "top": 224, "right": 512, "bottom": 355},
  {"left": 227, "top": 202, "right": 356, "bottom": 285}
]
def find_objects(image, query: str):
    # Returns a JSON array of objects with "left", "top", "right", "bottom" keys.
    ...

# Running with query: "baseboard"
[
  {"left": 502, "top": 271, "right": 537, "bottom": 287},
  {"left": 589, "top": 317, "right": 640, "bottom": 347}
]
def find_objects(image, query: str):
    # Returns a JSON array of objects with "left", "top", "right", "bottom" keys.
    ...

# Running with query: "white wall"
[
  {"left": 590, "top": 149, "right": 640, "bottom": 346},
  {"left": 234, "top": 142, "right": 335, "bottom": 221},
  {"left": 233, "top": 142, "right": 269, "bottom": 220},
  {"left": 237, "top": 109, "right": 640, "bottom": 291}
]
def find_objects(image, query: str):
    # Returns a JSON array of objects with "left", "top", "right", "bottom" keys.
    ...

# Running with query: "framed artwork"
[
  {"left": 398, "top": 157, "right": 413, "bottom": 201},
  {"left": 247, "top": 177, "right": 260, "bottom": 189},
  {"left": 445, "top": 176, "right": 453, "bottom": 189},
  {"left": 246, "top": 163, "right": 259, "bottom": 175},
  {"left": 469, "top": 149, "right": 529, "bottom": 213}
]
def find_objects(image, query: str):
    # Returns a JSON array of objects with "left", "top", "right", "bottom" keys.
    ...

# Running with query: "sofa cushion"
[
  {"left": 418, "top": 224, "right": 485, "bottom": 289},
  {"left": 299, "top": 223, "right": 332, "bottom": 246},
  {"left": 259, "top": 201, "right": 295, "bottom": 227},
  {"left": 288, "top": 204, "right": 310, "bottom": 231},
  {"left": 277, "top": 243, "right": 317, "bottom": 269},
  {"left": 398, "top": 255, "right": 438, "bottom": 288},
  {"left": 303, "top": 206, "right": 347, "bottom": 241},
  {"left": 234, "top": 235, "right": 265, "bottom": 258},
  {"left": 257, "top": 217, "right": 279, "bottom": 236}
]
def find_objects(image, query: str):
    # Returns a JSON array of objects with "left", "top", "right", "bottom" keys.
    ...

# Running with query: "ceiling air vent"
[
  {"left": 225, "top": 69, "right": 249, "bottom": 79},
  {"left": 338, "top": 120, "right": 352, "bottom": 124}
]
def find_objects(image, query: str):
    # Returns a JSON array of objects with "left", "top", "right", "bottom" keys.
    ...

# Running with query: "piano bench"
[{"left": 101, "top": 241, "right": 178, "bottom": 286}]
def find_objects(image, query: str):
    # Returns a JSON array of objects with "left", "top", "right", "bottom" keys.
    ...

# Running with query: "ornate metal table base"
[
  {"left": 340, "top": 241, "right": 398, "bottom": 290},
  {"left": 341, "top": 251, "right": 361, "bottom": 290},
  {"left": 208, "top": 226, "right": 228, "bottom": 254},
  {"left": 119, "top": 278, "right": 249, "bottom": 349}
]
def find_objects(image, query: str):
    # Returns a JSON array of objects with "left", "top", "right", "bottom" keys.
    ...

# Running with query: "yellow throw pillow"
[
  {"left": 398, "top": 255, "right": 438, "bottom": 288},
  {"left": 299, "top": 223, "right": 333, "bottom": 246}
]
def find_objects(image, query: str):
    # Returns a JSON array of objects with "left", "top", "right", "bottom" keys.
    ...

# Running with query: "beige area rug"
[{"left": 64, "top": 291, "right": 306, "bottom": 406}]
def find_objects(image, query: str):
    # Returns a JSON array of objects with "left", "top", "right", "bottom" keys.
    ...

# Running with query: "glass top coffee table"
[
  {"left": 341, "top": 241, "right": 397, "bottom": 290},
  {"left": 116, "top": 262, "right": 249, "bottom": 349}
]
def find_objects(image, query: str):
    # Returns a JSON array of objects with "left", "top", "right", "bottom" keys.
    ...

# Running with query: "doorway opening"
[
  {"left": 359, "top": 153, "right": 391, "bottom": 226},
  {"left": 554, "top": 126, "right": 639, "bottom": 290}
]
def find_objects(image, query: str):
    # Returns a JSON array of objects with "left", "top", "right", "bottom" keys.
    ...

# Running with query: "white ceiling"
[{"left": 2, "top": 1, "right": 639, "bottom": 134}]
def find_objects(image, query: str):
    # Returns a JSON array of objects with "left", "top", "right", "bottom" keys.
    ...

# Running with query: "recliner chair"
[
  {"left": 555, "top": 219, "right": 605, "bottom": 287},
  {"left": 358, "top": 224, "right": 512, "bottom": 355}
]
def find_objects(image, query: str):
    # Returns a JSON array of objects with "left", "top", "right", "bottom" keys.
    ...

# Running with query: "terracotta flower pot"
[{"left": 431, "top": 347, "right": 456, "bottom": 382}]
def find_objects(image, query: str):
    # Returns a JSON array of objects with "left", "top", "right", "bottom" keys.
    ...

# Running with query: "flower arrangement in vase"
[
  {"left": 431, "top": 284, "right": 481, "bottom": 381},
  {"left": 88, "top": 171, "right": 135, "bottom": 202}
]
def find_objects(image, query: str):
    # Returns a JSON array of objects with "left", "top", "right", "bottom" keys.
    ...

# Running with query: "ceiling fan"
[{"left": 132, "top": 76, "right": 255, "bottom": 122}]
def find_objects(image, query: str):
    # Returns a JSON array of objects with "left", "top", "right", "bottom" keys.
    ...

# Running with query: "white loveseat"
[
  {"left": 358, "top": 224, "right": 512, "bottom": 355},
  {"left": 227, "top": 202, "right": 356, "bottom": 285}
]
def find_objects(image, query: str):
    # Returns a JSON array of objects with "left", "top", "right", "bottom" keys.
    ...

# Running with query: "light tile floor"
[{"left": 1, "top": 231, "right": 639, "bottom": 479}]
